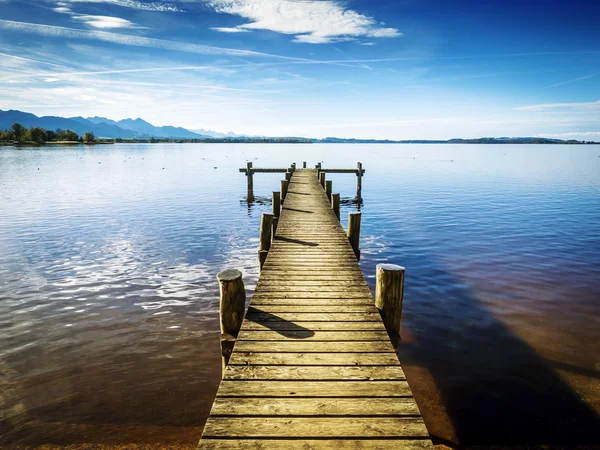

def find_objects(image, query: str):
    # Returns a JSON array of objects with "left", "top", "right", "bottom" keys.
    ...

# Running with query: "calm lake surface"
[{"left": 1, "top": 143, "right": 599, "bottom": 448}]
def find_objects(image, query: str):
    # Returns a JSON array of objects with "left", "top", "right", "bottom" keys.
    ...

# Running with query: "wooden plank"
[
  {"left": 246, "top": 305, "right": 377, "bottom": 313},
  {"left": 209, "top": 397, "right": 419, "bottom": 416},
  {"left": 245, "top": 312, "right": 382, "bottom": 322},
  {"left": 228, "top": 352, "right": 399, "bottom": 366},
  {"left": 199, "top": 439, "right": 432, "bottom": 450},
  {"left": 217, "top": 380, "right": 414, "bottom": 397},
  {"left": 240, "top": 321, "right": 386, "bottom": 331},
  {"left": 237, "top": 330, "right": 390, "bottom": 341},
  {"left": 202, "top": 417, "right": 428, "bottom": 438},
  {"left": 233, "top": 341, "right": 395, "bottom": 353},
  {"left": 223, "top": 365, "right": 406, "bottom": 380},
  {"left": 250, "top": 299, "right": 375, "bottom": 306}
]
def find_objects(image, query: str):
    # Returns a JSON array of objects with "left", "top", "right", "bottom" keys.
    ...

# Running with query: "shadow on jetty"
[
  {"left": 245, "top": 308, "right": 316, "bottom": 339},
  {"left": 273, "top": 236, "right": 319, "bottom": 247},
  {"left": 384, "top": 253, "right": 600, "bottom": 446}
]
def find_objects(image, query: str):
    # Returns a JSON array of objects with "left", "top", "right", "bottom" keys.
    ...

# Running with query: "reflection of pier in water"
[{"left": 199, "top": 166, "right": 433, "bottom": 448}]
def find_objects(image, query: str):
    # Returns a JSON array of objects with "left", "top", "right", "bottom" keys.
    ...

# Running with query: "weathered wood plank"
[
  {"left": 240, "top": 321, "right": 386, "bottom": 331},
  {"left": 217, "top": 380, "right": 414, "bottom": 397},
  {"left": 198, "top": 439, "right": 433, "bottom": 450},
  {"left": 223, "top": 365, "right": 406, "bottom": 380},
  {"left": 245, "top": 312, "right": 382, "bottom": 322},
  {"left": 233, "top": 341, "right": 396, "bottom": 353},
  {"left": 202, "top": 417, "right": 429, "bottom": 438},
  {"left": 246, "top": 305, "right": 377, "bottom": 313},
  {"left": 209, "top": 397, "right": 419, "bottom": 416},
  {"left": 228, "top": 352, "right": 399, "bottom": 366},
  {"left": 237, "top": 330, "right": 390, "bottom": 341}
]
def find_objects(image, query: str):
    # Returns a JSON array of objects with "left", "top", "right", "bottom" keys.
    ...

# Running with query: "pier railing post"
[
  {"left": 281, "top": 179, "right": 289, "bottom": 202},
  {"left": 246, "top": 161, "right": 254, "bottom": 201},
  {"left": 347, "top": 212, "right": 361, "bottom": 260},
  {"left": 319, "top": 172, "right": 326, "bottom": 189},
  {"left": 218, "top": 269, "right": 246, "bottom": 372},
  {"left": 356, "top": 162, "right": 363, "bottom": 202},
  {"left": 303, "top": 161, "right": 307, "bottom": 168},
  {"left": 331, "top": 193, "right": 340, "bottom": 220},
  {"left": 272, "top": 191, "right": 281, "bottom": 217},
  {"left": 375, "top": 264, "right": 405, "bottom": 337},
  {"left": 326, "top": 180, "right": 332, "bottom": 201},
  {"left": 285, "top": 171, "right": 292, "bottom": 181},
  {"left": 291, "top": 163, "right": 296, "bottom": 172},
  {"left": 259, "top": 213, "right": 274, "bottom": 271}
]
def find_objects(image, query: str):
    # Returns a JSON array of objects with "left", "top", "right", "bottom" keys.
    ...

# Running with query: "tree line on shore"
[{"left": 1, "top": 123, "right": 97, "bottom": 144}]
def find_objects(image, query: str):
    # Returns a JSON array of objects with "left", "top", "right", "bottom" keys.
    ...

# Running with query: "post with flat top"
[
  {"left": 217, "top": 269, "right": 246, "bottom": 374},
  {"left": 291, "top": 163, "right": 296, "bottom": 172},
  {"left": 285, "top": 172, "right": 292, "bottom": 181},
  {"left": 325, "top": 180, "right": 332, "bottom": 202},
  {"left": 258, "top": 213, "right": 273, "bottom": 271},
  {"left": 281, "top": 179, "right": 289, "bottom": 202},
  {"left": 272, "top": 191, "right": 281, "bottom": 217},
  {"left": 331, "top": 193, "right": 340, "bottom": 221},
  {"left": 303, "top": 161, "right": 307, "bottom": 168},
  {"left": 347, "top": 212, "right": 361, "bottom": 260},
  {"left": 375, "top": 264, "right": 405, "bottom": 338},
  {"left": 246, "top": 161, "right": 254, "bottom": 202},
  {"left": 319, "top": 172, "right": 326, "bottom": 189},
  {"left": 357, "top": 161, "right": 363, "bottom": 203}
]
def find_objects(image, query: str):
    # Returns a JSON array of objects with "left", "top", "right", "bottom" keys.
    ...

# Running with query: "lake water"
[{"left": 1, "top": 143, "right": 599, "bottom": 448}]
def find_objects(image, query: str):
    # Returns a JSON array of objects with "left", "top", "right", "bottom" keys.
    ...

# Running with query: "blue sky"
[{"left": 0, "top": 0, "right": 599, "bottom": 139}]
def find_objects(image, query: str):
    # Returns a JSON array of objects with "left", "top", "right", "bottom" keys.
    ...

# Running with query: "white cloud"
[
  {"left": 516, "top": 100, "right": 600, "bottom": 112},
  {"left": 207, "top": 0, "right": 402, "bottom": 44},
  {"left": 72, "top": 14, "right": 139, "bottom": 29},
  {"left": 538, "top": 131, "right": 600, "bottom": 138},
  {"left": 210, "top": 26, "right": 250, "bottom": 33},
  {"left": 61, "top": 0, "right": 181, "bottom": 12},
  {"left": 0, "top": 20, "right": 307, "bottom": 60}
]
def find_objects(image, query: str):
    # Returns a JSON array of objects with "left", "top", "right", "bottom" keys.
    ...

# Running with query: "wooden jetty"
[{"left": 198, "top": 167, "right": 432, "bottom": 449}]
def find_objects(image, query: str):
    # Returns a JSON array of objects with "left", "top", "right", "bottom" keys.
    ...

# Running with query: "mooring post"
[
  {"left": 217, "top": 269, "right": 246, "bottom": 372},
  {"left": 281, "top": 179, "right": 289, "bottom": 202},
  {"left": 246, "top": 161, "right": 254, "bottom": 201},
  {"left": 285, "top": 171, "right": 292, "bottom": 181},
  {"left": 291, "top": 163, "right": 296, "bottom": 172},
  {"left": 326, "top": 180, "right": 332, "bottom": 201},
  {"left": 272, "top": 191, "right": 281, "bottom": 217},
  {"left": 303, "top": 161, "right": 307, "bottom": 168},
  {"left": 331, "top": 193, "right": 340, "bottom": 220},
  {"left": 273, "top": 216, "right": 279, "bottom": 234},
  {"left": 348, "top": 212, "right": 361, "bottom": 260},
  {"left": 356, "top": 162, "right": 363, "bottom": 202},
  {"left": 319, "top": 172, "right": 326, "bottom": 189},
  {"left": 259, "top": 213, "right": 273, "bottom": 252},
  {"left": 375, "top": 264, "right": 405, "bottom": 337}
]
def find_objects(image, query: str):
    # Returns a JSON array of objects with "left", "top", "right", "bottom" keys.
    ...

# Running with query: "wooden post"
[
  {"left": 347, "top": 212, "right": 361, "bottom": 260},
  {"left": 259, "top": 213, "right": 273, "bottom": 252},
  {"left": 272, "top": 191, "right": 281, "bottom": 217},
  {"left": 218, "top": 269, "right": 245, "bottom": 338},
  {"left": 325, "top": 180, "right": 332, "bottom": 201},
  {"left": 356, "top": 162, "right": 363, "bottom": 202},
  {"left": 281, "top": 179, "right": 289, "bottom": 202},
  {"left": 375, "top": 264, "right": 405, "bottom": 337},
  {"left": 285, "top": 171, "right": 292, "bottom": 181},
  {"left": 273, "top": 216, "right": 279, "bottom": 234},
  {"left": 331, "top": 193, "right": 340, "bottom": 220},
  {"left": 303, "top": 161, "right": 307, "bottom": 168},
  {"left": 291, "top": 163, "right": 296, "bottom": 172},
  {"left": 319, "top": 171, "right": 326, "bottom": 189},
  {"left": 317, "top": 162, "right": 322, "bottom": 169},
  {"left": 246, "top": 161, "right": 254, "bottom": 201},
  {"left": 258, "top": 250, "right": 268, "bottom": 271}
]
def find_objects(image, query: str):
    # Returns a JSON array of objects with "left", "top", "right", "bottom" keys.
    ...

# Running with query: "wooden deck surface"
[{"left": 198, "top": 169, "right": 432, "bottom": 449}]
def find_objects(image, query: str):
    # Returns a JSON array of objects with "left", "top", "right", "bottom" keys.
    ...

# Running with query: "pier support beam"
[
  {"left": 246, "top": 162, "right": 254, "bottom": 202},
  {"left": 357, "top": 162, "right": 363, "bottom": 202},
  {"left": 375, "top": 264, "right": 405, "bottom": 337},
  {"left": 319, "top": 172, "right": 326, "bottom": 189},
  {"left": 347, "top": 212, "right": 361, "bottom": 260},
  {"left": 285, "top": 171, "right": 292, "bottom": 181},
  {"left": 272, "top": 191, "right": 281, "bottom": 217},
  {"left": 217, "top": 269, "right": 246, "bottom": 372},
  {"left": 331, "top": 193, "right": 340, "bottom": 220},
  {"left": 259, "top": 213, "right": 274, "bottom": 271}
]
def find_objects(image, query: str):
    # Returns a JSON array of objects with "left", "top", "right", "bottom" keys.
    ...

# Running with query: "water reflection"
[{"left": 1, "top": 143, "right": 599, "bottom": 448}]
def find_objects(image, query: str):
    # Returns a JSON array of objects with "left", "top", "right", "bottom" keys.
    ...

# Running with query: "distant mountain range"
[
  {"left": 1, "top": 109, "right": 597, "bottom": 144},
  {"left": 0, "top": 109, "right": 235, "bottom": 139}
]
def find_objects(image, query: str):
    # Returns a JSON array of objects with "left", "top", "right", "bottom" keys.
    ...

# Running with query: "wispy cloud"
[
  {"left": 538, "top": 131, "right": 600, "bottom": 138},
  {"left": 543, "top": 73, "right": 599, "bottom": 89},
  {"left": 0, "top": 20, "right": 308, "bottom": 60},
  {"left": 210, "top": 26, "right": 250, "bottom": 33},
  {"left": 207, "top": 0, "right": 401, "bottom": 44},
  {"left": 52, "top": 3, "right": 141, "bottom": 29},
  {"left": 60, "top": 0, "right": 181, "bottom": 12},
  {"left": 516, "top": 100, "right": 600, "bottom": 112}
]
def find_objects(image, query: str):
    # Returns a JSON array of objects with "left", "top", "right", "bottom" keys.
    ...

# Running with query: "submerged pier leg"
[
  {"left": 217, "top": 269, "right": 246, "bottom": 372},
  {"left": 347, "top": 212, "right": 361, "bottom": 260},
  {"left": 375, "top": 264, "right": 405, "bottom": 338},
  {"left": 356, "top": 161, "right": 363, "bottom": 203},
  {"left": 246, "top": 162, "right": 254, "bottom": 202}
]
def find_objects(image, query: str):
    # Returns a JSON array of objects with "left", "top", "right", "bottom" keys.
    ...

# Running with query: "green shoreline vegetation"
[{"left": 1, "top": 122, "right": 598, "bottom": 146}]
